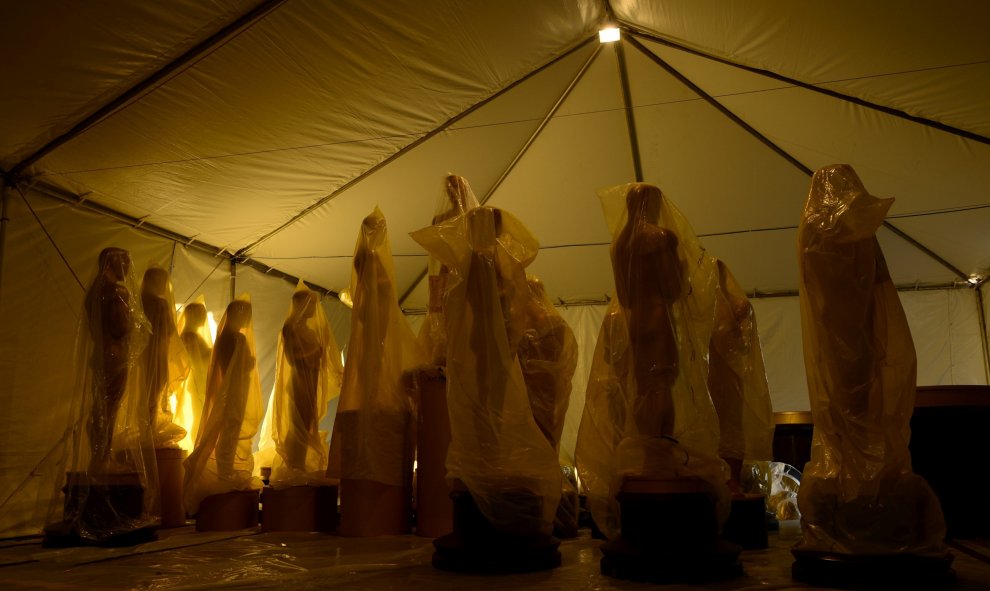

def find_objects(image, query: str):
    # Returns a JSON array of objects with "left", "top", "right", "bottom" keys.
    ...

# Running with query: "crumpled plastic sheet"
[
  {"left": 3, "top": 529, "right": 989, "bottom": 590},
  {"left": 42, "top": 247, "right": 159, "bottom": 544},
  {"left": 183, "top": 295, "right": 264, "bottom": 516},
  {"left": 796, "top": 164, "right": 946, "bottom": 556}
]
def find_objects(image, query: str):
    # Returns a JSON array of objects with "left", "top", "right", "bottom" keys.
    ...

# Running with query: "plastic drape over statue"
[
  {"left": 413, "top": 205, "right": 561, "bottom": 536},
  {"left": 139, "top": 265, "right": 189, "bottom": 449},
  {"left": 183, "top": 295, "right": 263, "bottom": 516},
  {"left": 44, "top": 247, "right": 157, "bottom": 543},
  {"left": 418, "top": 174, "right": 480, "bottom": 366},
  {"left": 268, "top": 282, "right": 343, "bottom": 487},
  {"left": 576, "top": 183, "right": 728, "bottom": 540},
  {"left": 176, "top": 297, "right": 213, "bottom": 452},
  {"left": 708, "top": 259, "right": 774, "bottom": 493},
  {"left": 326, "top": 207, "right": 422, "bottom": 488},
  {"left": 796, "top": 164, "right": 945, "bottom": 555}
]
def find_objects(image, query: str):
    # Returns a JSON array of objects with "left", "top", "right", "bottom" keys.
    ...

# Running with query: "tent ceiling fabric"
[{"left": 3, "top": 0, "right": 988, "bottom": 307}]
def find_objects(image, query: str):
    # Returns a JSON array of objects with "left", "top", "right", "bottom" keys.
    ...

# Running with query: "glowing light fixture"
[
  {"left": 599, "top": 25, "right": 620, "bottom": 43},
  {"left": 967, "top": 275, "right": 982, "bottom": 286}
]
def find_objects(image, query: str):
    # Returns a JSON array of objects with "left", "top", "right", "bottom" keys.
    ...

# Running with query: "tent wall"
[{"left": 0, "top": 189, "right": 351, "bottom": 537}]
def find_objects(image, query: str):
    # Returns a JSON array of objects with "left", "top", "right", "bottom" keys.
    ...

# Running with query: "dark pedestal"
[
  {"left": 723, "top": 494, "right": 768, "bottom": 549},
  {"left": 195, "top": 489, "right": 260, "bottom": 531},
  {"left": 433, "top": 487, "right": 561, "bottom": 573},
  {"left": 792, "top": 549, "right": 956, "bottom": 590},
  {"left": 415, "top": 368, "right": 453, "bottom": 538},
  {"left": 599, "top": 479, "right": 742, "bottom": 584},
  {"left": 155, "top": 448, "right": 186, "bottom": 528},
  {"left": 43, "top": 471, "right": 155, "bottom": 547},
  {"left": 772, "top": 411, "right": 813, "bottom": 472},
  {"left": 911, "top": 385, "right": 990, "bottom": 539},
  {"left": 261, "top": 485, "right": 337, "bottom": 532}
]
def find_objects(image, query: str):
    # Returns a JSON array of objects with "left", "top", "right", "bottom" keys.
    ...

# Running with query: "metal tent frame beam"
[
  {"left": 625, "top": 34, "right": 969, "bottom": 282},
  {"left": 9, "top": 0, "right": 289, "bottom": 177}
]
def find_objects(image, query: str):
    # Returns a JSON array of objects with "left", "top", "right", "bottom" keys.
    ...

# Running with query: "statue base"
[
  {"left": 415, "top": 366, "right": 453, "bottom": 538},
  {"left": 261, "top": 485, "right": 338, "bottom": 532},
  {"left": 338, "top": 478, "right": 410, "bottom": 536},
  {"left": 792, "top": 549, "right": 956, "bottom": 590},
  {"left": 432, "top": 486, "right": 561, "bottom": 573},
  {"left": 599, "top": 478, "right": 742, "bottom": 584},
  {"left": 43, "top": 471, "right": 155, "bottom": 547},
  {"left": 195, "top": 490, "right": 259, "bottom": 531},
  {"left": 553, "top": 487, "right": 579, "bottom": 539},
  {"left": 722, "top": 493, "right": 768, "bottom": 549},
  {"left": 155, "top": 448, "right": 186, "bottom": 528}
]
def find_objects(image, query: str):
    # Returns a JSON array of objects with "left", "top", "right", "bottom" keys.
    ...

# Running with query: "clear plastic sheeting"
[
  {"left": 12, "top": 527, "right": 990, "bottom": 591},
  {"left": 412, "top": 206, "right": 561, "bottom": 535},
  {"left": 139, "top": 265, "right": 189, "bottom": 449},
  {"left": 176, "top": 296, "right": 214, "bottom": 452},
  {"left": 327, "top": 207, "right": 422, "bottom": 486},
  {"left": 43, "top": 247, "right": 157, "bottom": 543},
  {"left": 796, "top": 164, "right": 947, "bottom": 556},
  {"left": 708, "top": 259, "right": 774, "bottom": 492},
  {"left": 183, "top": 295, "right": 263, "bottom": 516},
  {"left": 576, "top": 183, "right": 728, "bottom": 540},
  {"left": 268, "top": 282, "right": 343, "bottom": 488},
  {"left": 418, "top": 174, "right": 480, "bottom": 366},
  {"left": 519, "top": 274, "right": 578, "bottom": 452}
]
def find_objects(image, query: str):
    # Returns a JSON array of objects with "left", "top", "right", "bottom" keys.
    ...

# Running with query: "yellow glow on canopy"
[{"left": 599, "top": 26, "right": 620, "bottom": 43}]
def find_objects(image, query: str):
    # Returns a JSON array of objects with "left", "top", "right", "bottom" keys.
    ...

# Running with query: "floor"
[{"left": 1, "top": 527, "right": 988, "bottom": 590}]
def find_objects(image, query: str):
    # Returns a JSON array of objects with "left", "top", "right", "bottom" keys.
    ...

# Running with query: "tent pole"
[
  {"left": 614, "top": 40, "right": 643, "bottom": 182},
  {"left": 626, "top": 34, "right": 967, "bottom": 281},
  {"left": 230, "top": 258, "right": 237, "bottom": 302},
  {"left": 975, "top": 285, "right": 990, "bottom": 384},
  {"left": 624, "top": 27, "right": 990, "bottom": 147},
  {"left": 397, "top": 42, "right": 602, "bottom": 307},
  {"left": 0, "top": 180, "right": 10, "bottom": 309}
]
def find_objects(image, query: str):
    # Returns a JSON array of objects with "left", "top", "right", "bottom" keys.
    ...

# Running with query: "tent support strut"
[
  {"left": 975, "top": 286, "right": 990, "bottom": 384},
  {"left": 627, "top": 34, "right": 967, "bottom": 281},
  {"left": 397, "top": 42, "right": 602, "bottom": 307},
  {"left": 615, "top": 40, "right": 644, "bottom": 182}
]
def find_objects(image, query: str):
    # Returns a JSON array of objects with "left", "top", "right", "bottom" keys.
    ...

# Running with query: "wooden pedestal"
[
  {"left": 43, "top": 471, "right": 154, "bottom": 547},
  {"left": 261, "top": 485, "right": 338, "bottom": 532},
  {"left": 155, "top": 448, "right": 186, "bottom": 528},
  {"left": 599, "top": 478, "right": 741, "bottom": 584},
  {"left": 195, "top": 490, "right": 260, "bottom": 531},
  {"left": 415, "top": 368, "right": 453, "bottom": 538}
]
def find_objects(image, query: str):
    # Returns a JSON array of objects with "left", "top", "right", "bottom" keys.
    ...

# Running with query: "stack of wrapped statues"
[{"left": 41, "top": 168, "right": 950, "bottom": 588}]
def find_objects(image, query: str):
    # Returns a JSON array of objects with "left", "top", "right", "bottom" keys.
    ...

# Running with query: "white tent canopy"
[{"left": 2, "top": 0, "right": 989, "bottom": 536}]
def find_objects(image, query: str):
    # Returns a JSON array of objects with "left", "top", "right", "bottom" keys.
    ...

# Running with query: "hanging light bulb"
[{"left": 599, "top": 24, "right": 620, "bottom": 43}]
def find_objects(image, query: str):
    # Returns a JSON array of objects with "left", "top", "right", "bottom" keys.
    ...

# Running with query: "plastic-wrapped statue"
[
  {"left": 707, "top": 259, "right": 773, "bottom": 493},
  {"left": 44, "top": 247, "right": 155, "bottom": 544},
  {"left": 269, "top": 282, "right": 343, "bottom": 487},
  {"left": 795, "top": 164, "right": 946, "bottom": 556},
  {"left": 177, "top": 298, "right": 213, "bottom": 450},
  {"left": 576, "top": 183, "right": 727, "bottom": 540},
  {"left": 419, "top": 174, "right": 480, "bottom": 365},
  {"left": 327, "top": 207, "right": 423, "bottom": 536},
  {"left": 413, "top": 205, "right": 561, "bottom": 536},
  {"left": 183, "top": 295, "right": 263, "bottom": 516},
  {"left": 140, "top": 266, "right": 189, "bottom": 448},
  {"left": 518, "top": 275, "right": 578, "bottom": 452}
]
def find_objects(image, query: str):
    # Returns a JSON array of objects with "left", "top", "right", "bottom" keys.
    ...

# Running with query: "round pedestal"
[
  {"left": 432, "top": 487, "right": 561, "bottom": 573},
  {"left": 792, "top": 549, "right": 956, "bottom": 590},
  {"left": 599, "top": 478, "right": 741, "bottom": 584},
  {"left": 416, "top": 368, "right": 453, "bottom": 538},
  {"left": 722, "top": 493, "right": 768, "bottom": 549},
  {"left": 155, "top": 448, "right": 186, "bottom": 528},
  {"left": 261, "top": 485, "right": 338, "bottom": 532},
  {"left": 339, "top": 479, "right": 410, "bottom": 536},
  {"left": 43, "top": 471, "right": 155, "bottom": 547},
  {"left": 195, "top": 490, "right": 260, "bottom": 531}
]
